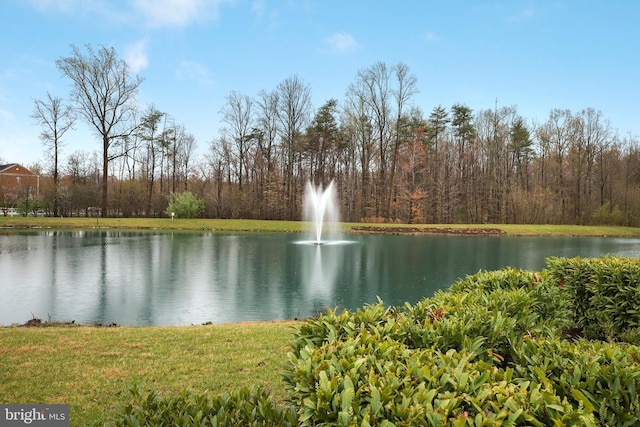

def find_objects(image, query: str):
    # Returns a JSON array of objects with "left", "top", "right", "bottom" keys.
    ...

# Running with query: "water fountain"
[
  {"left": 303, "top": 180, "right": 341, "bottom": 245},
  {"left": 299, "top": 180, "right": 354, "bottom": 313}
]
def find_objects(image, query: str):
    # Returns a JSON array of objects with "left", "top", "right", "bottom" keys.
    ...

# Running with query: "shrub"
[
  {"left": 546, "top": 256, "right": 640, "bottom": 342},
  {"left": 511, "top": 338, "right": 640, "bottom": 425},
  {"left": 285, "top": 336, "right": 591, "bottom": 425},
  {"left": 284, "top": 259, "right": 640, "bottom": 426},
  {"left": 448, "top": 268, "right": 571, "bottom": 326},
  {"left": 591, "top": 202, "right": 628, "bottom": 226},
  {"left": 115, "top": 385, "right": 298, "bottom": 426},
  {"left": 448, "top": 267, "right": 537, "bottom": 293},
  {"left": 284, "top": 302, "right": 595, "bottom": 425},
  {"left": 165, "top": 191, "right": 205, "bottom": 219}
]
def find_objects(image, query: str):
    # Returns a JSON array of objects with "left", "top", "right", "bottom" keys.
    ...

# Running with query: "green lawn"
[
  {"left": 0, "top": 322, "right": 296, "bottom": 426},
  {"left": 0, "top": 217, "right": 305, "bottom": 232},
  {"left": 2, "top": 216, "right": 640, "bottom": 236}
]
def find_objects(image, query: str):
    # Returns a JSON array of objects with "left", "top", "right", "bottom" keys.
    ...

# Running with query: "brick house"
[{"left": 0, "top": 163, "right": 40, "bottom": 206}]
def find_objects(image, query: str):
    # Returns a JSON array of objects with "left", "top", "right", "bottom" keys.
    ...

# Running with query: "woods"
[{"left": 17, "top": 46, "right": 640, "bottom": 225}]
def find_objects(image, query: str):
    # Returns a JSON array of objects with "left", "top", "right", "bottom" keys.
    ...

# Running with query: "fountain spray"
[{"left": 303, "top": 180, "right": 340, "bottom": 245}]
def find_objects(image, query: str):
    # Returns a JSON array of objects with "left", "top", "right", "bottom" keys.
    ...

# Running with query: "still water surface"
[{"left": 1, "top": 230, "right": 639, "bottom": 326}]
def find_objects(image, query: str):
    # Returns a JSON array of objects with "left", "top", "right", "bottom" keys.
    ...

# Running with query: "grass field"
[
  {"left": 0, "top": 322, "right": 296, "bottom": 426},
  {"left": 2, "top": 216, "right": 640, "bottom": 236},
  {"left": 2, "top": 218, "right": 640, "bottom": 425}
]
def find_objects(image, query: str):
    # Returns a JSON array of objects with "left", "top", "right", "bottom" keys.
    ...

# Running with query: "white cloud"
[
  {"left": 425, "top": 31, "right": 440, "bottom": 43},
  {"left": 125, "top": 39, "right": 149, "bottom": 73},
  {"left": 26, "top": 0, "right": 236, "bottom": 29},
  {"left": 249, "top": 0, "right": 282, "bottom": 31},
  {"left": 506, "top": 4, "right": 536, "bottom": 22},
  {"left": 175, "top": 60, "right": 214, "bottom": 86},
  {"left": 25, "top": 0, "right": 124, "bottom": 21},
  {"left": 25, "top": 0, "right": 80, "bottom": 13},
  {"left": 251, "top": 0, "right": 265, "bottom": 16},
  {"left": 323, "top": 32, "right": 359, "bottom": 54},
  {"left": 132, "top": 0, "right": 233, "bottom": 28}
]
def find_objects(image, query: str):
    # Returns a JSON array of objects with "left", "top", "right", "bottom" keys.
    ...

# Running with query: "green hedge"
[
  {"left": 114, "top": 257, "right": 640, "bottom": 426},
  {"left": 510, "top": 338, "right": 640, "bottom": 426},
  {"left": 115, "top": 385, "right": 297, "bottom": 426},
  {"left": 547, "top": 256, "right": 640, "bottom": 342},
  {"left": 283, "top": 258, "right": 640, "bottom": 426}
]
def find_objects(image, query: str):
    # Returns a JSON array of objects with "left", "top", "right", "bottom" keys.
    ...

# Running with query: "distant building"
[{"left": 0, "top": 163, "right": 40, "bottom": 206}]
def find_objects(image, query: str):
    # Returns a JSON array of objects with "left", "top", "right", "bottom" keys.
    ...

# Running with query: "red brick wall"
[{"left": 0, "top": 164, "right": 40, "bottom": 203}]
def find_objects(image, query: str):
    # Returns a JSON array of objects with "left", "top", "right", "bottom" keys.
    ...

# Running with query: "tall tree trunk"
[{"left": 102, "top": 135, "right": 109, "bottom": 217}]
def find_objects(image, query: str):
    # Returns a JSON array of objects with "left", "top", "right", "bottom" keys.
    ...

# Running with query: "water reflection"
[
  {"left": 1, "top": 231, "right": 639, "bottom": 326},
  {"left": 299, "top": 244, "right": 341, "bottom": 310}
]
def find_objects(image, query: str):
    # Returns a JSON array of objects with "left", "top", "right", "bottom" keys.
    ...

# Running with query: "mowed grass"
[
  {"left": 0, "top": 217, "right": 305, "bottom": 233},
  {"left": 2, "top": 216, "right": 640, "bottom": 236},
  {"left": 0, "top": 322, "right": 297, "bottom": 426}
]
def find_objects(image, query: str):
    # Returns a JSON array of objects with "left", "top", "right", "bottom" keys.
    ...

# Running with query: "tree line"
[{"left": 15, "top": 44, "right": 640, "bottom": 225}]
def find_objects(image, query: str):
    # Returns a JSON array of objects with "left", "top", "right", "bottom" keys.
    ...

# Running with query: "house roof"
[
  {"left": 0, "top": 164, "right": 37, "bottom": 176},
  {"left": 0, "top": 163, "right": 17, "bottom": 173}
]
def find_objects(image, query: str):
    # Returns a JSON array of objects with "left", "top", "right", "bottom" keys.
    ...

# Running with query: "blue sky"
[{"left": 1, "top": 0, "right": 639, "bottom": 167}]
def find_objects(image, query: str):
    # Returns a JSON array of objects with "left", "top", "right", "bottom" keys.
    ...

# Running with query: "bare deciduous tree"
[
  {"left": 220, "top": 91, "right": 254, "bottom": 190},
  {"left": 275, "top": 75, "right": 312, "bottom": 219},
  {"left": 56, "top": 44, "right": 143, "bottom": 217},
  {"left": 347, "top": 62, "right": 393, "bottom": 217},
  {"left": 389, "top": 63, "right": 418, "bottom": 217},
  {"left": 31, "top": 92, "right": 76, "bottom": 216}
]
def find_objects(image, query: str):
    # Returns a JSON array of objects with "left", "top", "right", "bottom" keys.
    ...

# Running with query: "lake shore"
[{"left": 2, "top": 217, "right": 640, "bottom": 237}]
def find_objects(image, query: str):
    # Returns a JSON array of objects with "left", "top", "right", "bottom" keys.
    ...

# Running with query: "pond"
[{"left": 1, "top": 230, "right": 639, "bottom": 326}]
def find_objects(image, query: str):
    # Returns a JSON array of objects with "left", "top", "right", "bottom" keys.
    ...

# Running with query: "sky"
[{"left": 1, "top": 0, "right": 639, "bottom": 168}]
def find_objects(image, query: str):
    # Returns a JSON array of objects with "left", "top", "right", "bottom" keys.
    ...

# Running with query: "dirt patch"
[
  {"left": 22, "top": 317, "right": 43, "bottom": 327},
  {"left": 16, "top": 317, "right": 121, "bottom": 327},
  {"left": 352, "top": 226, "right": 507, "bottom": 236}
]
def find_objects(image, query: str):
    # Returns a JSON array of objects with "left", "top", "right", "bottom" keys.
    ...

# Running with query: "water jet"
[{"left": 303, "top": 180, "right": 340, "bottom": 245}]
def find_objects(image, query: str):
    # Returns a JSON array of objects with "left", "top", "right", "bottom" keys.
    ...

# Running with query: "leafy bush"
[
  {"left": 284, "top": 301, "right": 595, "bottom": 425},
  {"left": 115, "top": 385, "right": 297, "bottom": 426},
  {"left": 591, "top": 202, "right": 628, "bottom": 226},
  {"left": 511, "top": 338, "right": 640, "bottom": 425},
  {"left": 285, "top": 335, "right": 590, "bottom": 425},
  {"left": 16, "top": 197, "right": 46, "bottom": 216},
  {"left": 546, "top": 256, "right": 640, "bottom": 342},
  {"left": 449, "top": 268, "right": 571, "bottom": 324},
  {"left": 284, "top": 258, "right": 640, "bottom": 426},
  {"left": 448, "top": 267, "right": 537, "bottom": 294},
  {"left": 165, "top": 191, "right": 205, "bottom": 219}
]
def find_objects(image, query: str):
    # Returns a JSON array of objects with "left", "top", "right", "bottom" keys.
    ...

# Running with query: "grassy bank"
[
  {"left": 0, "top": 217, "right": 304, "bottom": 232},
  {"left": 2, "top": 216, "right": 640, "bottom": 236},
  {"left": 0, "top": 322, "right": 296, "bottom": 426}
]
